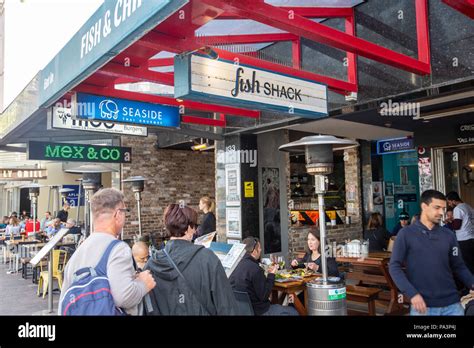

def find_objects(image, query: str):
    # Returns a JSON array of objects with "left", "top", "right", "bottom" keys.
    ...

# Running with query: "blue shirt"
[{"left": 389, "top": 220, "right": 474, "bottom": 307}]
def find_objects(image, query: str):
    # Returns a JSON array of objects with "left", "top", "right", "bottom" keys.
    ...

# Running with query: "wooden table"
[
  {"left": 336, "top": 252, "right": 406, "bottom": 315},
  {"left": 271, "top": 274, "right": 320, "bottom": 316}
]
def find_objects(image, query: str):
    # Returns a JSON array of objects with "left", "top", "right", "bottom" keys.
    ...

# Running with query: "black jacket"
[
  {"left": 145, "top": 239, "right": 238, "bottom": 315},
  {"left": 364, "top": 227, "right": 390, "bottom": 252},
  {"left": 292, "top": 252, "right": 340, "bottom": 277},
  {"left": 229, "top": 254, "right": 275, "bottom": 315},
  {"left": 196, "top": 212, "right": 216, "bottom": 238},
  {"left": 57, "top": 210, "right": 68, "bottom": 223}
]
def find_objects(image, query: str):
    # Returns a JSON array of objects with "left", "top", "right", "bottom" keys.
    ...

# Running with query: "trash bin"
[{"left": 306, "top": 277, "right": 347, "bottom": 316}]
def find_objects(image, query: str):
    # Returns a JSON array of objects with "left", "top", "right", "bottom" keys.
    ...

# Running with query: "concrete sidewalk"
[{"left": 0, "top": 262, "right": 60, "bottom": 315}]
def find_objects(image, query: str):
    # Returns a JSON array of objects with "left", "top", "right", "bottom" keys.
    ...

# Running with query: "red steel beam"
[
  {"left": 345, "top": 10, "right": 358, "bottom": 88},
  {"left": 138, "top": 32, "right": 356, "bottom": 94},
  {"left": 218, "top": 7, "right": 353, "bottom": 19},
  {"left": 442, "top": 0, "right": 474, "bottom": 19},
  {"left": 193, "top": 33, "right": 297, "bottom": 45},
  {"left": 214, "top": 47, "right": 357, "bottom": 93},
  {"left": 202, "top": 0, "right": 431, "bottom": 75},
  {"left": 147, "top": 57, "right": 175, "bottom": 68},
  {"left": 292, "top": 38, "right": 301, "bottom": 70},
  {"left": 416, "top": 0, "right": 431, "bottom": 66},
  {"left": 99, "top": 63, "right": 174, "bottom": 86},
  {"left": 74, "top": 84, "right": 260, "bottom": 118},
  {"left": 182, "top": 115, "right": 226, "bottom": 127}
]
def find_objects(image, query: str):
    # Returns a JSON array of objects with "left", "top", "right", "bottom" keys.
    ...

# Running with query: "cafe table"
[
  {"left": 336, "top": 252, "right": 405, "bottom": 314},
  {"left": 271, "top": 274, "right": 320, "bottom": 316}
]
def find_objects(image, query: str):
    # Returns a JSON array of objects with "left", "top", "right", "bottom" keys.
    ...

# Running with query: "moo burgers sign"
[{"left": 174, "top": 55, "right": 328, "bottom": 118}]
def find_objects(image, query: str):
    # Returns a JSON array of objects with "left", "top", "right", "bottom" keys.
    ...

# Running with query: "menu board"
[{"left": 30, "top": 228, "right": 69, "bottom": 266}]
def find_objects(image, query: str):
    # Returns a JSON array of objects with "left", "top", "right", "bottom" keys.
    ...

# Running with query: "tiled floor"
[{"left": 0, "top": 262, "right": 60, "bottom": 315}]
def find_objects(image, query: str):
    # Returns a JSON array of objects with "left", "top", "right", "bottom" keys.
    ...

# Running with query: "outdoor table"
[
  {"left": 336, "top": 252, "right": 405, "bottom": 314},
  {"left": 271, "top": 274, "right": 320, "bottom": 316}
]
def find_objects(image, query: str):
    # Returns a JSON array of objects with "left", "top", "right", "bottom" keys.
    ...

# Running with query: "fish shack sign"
[{"left": 174, "top": 55, "right": 328, "bottom": 118}]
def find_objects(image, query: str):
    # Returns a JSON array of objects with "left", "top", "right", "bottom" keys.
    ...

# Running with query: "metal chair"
[{"left": 37, "top": 249, "right": 68, "bottom": 298}]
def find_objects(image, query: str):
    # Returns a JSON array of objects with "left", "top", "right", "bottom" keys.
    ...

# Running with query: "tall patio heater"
[
  {"left": 279, "top": 135, "right": 358, "bottom": 316},
  {"left": 65, "top": 165, "right": 117, "bottom": 237},
  {"left": 122, "top": 176, "right": 146, "bottom": 240},
  {"left": 21, "top": 183, "right": 42, "bottom": 237}
]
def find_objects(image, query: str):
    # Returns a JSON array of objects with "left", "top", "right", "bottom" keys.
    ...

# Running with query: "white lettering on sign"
[
  {"left": 121, "top": 107, "right": 163, "bottom": 120},
  {"left": 80, "top": 0, "right": 143, "bottom": 60},
  {"left": 0, "top": 169, "right": 47, "bottom": 180},
  {"left": 187, "top": 55, "right": 327, "bottom": 115},
  {"left": 52, "top": 107, "right": 147, "bottom": 137},
  {"left": 460, "top": 124, "right": 474, "bottom": 132}
]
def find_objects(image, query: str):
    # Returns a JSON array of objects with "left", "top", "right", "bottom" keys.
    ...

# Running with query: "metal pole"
[
  {"left": 32, "top": 197, "right": 36, "bottom": 237},
  {"left": 47, "top": 186, "right": 51, "bottom": 213},
  {"left": 76, "top": 183, "right": 82, "bottom": 224},
  {"left": 136, "top": 191, "right": 142, "bottom": 237},
  {"left": 88, "top": 190, "right": 94, "bottom": 237},
  {"left": 48, "top": 249, "right": 53, "bottom": 313},
  {"left": 318, "top": 192, "right": 328, "bottom": 282}
]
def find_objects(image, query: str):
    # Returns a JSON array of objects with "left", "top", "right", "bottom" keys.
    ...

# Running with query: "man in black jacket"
[
  {"left": 229, "top": 237, "right": 298, "bottom": 316},
  {"left": 57, "top": 203, "right": 70, "bottom": 223}
]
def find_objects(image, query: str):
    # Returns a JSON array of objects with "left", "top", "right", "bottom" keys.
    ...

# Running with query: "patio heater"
[
  {"left": 75, "top": 178, "right": 83, "bottom": 225},
  {"left": 65, "top": 165, "right": 117, "bottom": 238},
  {"left": 21, "top": 183, "right": 42, "bottom": 237},
  {"left": 279, "top": 135, "right": 358, "bottom": 316},
  {"left": 122, "top": 176, "right": 146, "bottom": 240}
]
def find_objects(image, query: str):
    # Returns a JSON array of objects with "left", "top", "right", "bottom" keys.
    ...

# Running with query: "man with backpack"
[{"left": 59, "top": 188, "right": 156, "bottom": 315}]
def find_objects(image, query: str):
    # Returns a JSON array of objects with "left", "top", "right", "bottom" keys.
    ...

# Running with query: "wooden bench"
[{"left": 346, "top": 285, "right": 382, "bottom": 316}]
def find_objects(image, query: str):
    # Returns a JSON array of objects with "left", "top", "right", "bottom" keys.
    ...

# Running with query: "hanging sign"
[
  {"left": 73, "top": 93, "right": 180, "bottom": 128},
  {"left": 28, "top": 141, "right": 132, "bottom": 164},
  {"left": 51, "top": 107, "right": 147, "bottom": 136},
  {"left": 174, "top": 55, "right": 328, "bottom": 118},
  {"left": 377, "top": 137, "right": 415, "bottom": 155}
]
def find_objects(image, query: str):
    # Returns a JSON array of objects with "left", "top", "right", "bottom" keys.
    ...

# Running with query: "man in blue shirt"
[{"left": 389, "top": 190, "right": 474, "bottom": 316}]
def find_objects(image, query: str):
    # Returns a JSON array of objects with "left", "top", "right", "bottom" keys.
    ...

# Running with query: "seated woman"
[
  {"left": 363, "top": 212, "right": 390, "bottom": 252},
  {"left": 5, "top": 217, "right": 21, "bottom": 238},
  {"left": 290, "top": 230, "right": 340, "bottom": 277}
]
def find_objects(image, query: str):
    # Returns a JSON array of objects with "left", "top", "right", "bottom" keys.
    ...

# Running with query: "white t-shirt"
[{"left": 453, "top": 203, "right": 474, "bottom": 241}]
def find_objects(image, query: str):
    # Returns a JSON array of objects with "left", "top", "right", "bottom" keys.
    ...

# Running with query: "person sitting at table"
[
  {"left": 363, "top": 212, "right": 391, "bottom": 252},
  {"left": 25, "top": 218, "right": 41, "bottom": 238},
  {"left": 45, "top": 218, "right": 62, "bottom": 238},
  {"left": 0, "top": 216, "right": 9, "bottom": 229},
  {"left": 5, "top": 217, "right": 21, "bottom": 238},
  {"left": 290, "top": 230, "right": 340, "bottom": 277},
  {"left": 229, "top": 237, "right": 299, "bottom": 316},
  {"left": 391, "top": 211, "right": 410, "bottom": 236},
  {"left": 40, "top": 211, "right": 53, "bottom": 231}
]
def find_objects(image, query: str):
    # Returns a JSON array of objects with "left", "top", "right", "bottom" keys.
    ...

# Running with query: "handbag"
[{"left": 163, "top": 246, "right": 212, "bottom": 315}]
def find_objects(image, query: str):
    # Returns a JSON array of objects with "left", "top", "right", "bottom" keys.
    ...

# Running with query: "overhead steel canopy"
[{"left": 1, "top": 0, "right": 435, "bottom": 146}]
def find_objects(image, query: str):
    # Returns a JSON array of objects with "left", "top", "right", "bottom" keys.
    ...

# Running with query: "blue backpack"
[{"left": 59, "top": 239, "right": 125, "bottom": 316}]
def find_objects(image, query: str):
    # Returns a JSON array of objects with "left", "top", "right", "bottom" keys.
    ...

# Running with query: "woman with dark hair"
[
  {"left": 145, "top": 204, "right": 238, "bottom": 315},
  {"left": 290, "top": 230, "right": 339, "bottom": 277},
  {"left": 364, "top": 212, "right": 390, "bottom": 252}
]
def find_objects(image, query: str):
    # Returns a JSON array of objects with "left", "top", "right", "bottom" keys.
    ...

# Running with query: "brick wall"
[{"left": 121, "top": 135, "right": 215, "bottom": 241}]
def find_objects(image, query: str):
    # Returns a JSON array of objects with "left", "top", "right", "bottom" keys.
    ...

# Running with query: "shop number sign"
[{"left": 28, "top": 141, "right": 132, "bottom": 164}]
